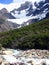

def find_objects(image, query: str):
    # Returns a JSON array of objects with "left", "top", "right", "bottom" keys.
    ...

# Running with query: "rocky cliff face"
[
  {"left": 0, "top": 19, "right": 20, "bottom": 32},
  {"left": 0, "top": 8, "right": 16, "bottom": 19},
  {"left": 0, "top": 8, "right": 20, "bottom": 32}
]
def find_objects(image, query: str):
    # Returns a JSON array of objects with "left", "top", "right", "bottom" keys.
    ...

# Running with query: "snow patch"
[{"left": 8, "top": 16, "right": 37, "bottom": 24}]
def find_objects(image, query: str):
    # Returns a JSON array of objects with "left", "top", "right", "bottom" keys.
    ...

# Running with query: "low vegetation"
[{"left": 0, "top": 18, "right": 49, "bottom": 50}]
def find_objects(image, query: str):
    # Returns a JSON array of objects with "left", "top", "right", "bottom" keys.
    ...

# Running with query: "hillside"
[{"left": 0, "top": 18, "right": 49, "bottom": 50}]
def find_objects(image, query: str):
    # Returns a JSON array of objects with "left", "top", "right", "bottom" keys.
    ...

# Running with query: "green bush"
[{"left": 0, "top": 18, "right": 49, "bottom": 49}]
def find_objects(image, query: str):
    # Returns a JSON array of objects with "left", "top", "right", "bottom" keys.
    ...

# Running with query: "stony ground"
[{"left": 0, "top": 48, "right": 49, "bottom": 65}]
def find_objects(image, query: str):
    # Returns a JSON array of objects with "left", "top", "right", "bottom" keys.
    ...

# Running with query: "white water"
[{"left": 2, "top": 49, "right": 49, "bottom": 65}]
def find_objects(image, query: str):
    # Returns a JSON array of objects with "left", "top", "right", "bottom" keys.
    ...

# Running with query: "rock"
[
  {"left": 1, "top": 47, "right": 6, "bottom": 51},
  {"left": 19, "top": 62, "right": 27, "bottom": 65},
  {"left": 0, "top": 58, "right": 3, "bottom": 64},
  {"left": 3, "top": 50, "right": 13, "bottom": 55},
  {"left": 40, "top": 61, "right": 46, "bottom": 65},
  {"left": 27, "top": 60, "right": 36, "bottom": 65},
  {"left": 28, "top": 54, "right": 32, "bottom": 58},
  {"left": 0, "top": 49, "right": 49, "bottom": 65},
  {"left": 1, "top": 61, "right": 10, "bottom": 65},
  {"left": 0, "top": 50, "right": 3, "bottom": 54},
  {"left": 42, "top": 63, "right": 46, "bottom": 65}
]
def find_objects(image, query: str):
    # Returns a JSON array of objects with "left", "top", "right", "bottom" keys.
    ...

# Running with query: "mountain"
[
  {"left": 0, "top": 8, "right": 16, "bottom": 19},
  {"left": 10, "top": 0, "right": 49, "bottom": 25},
  {"left": 0, "top": 18, "right": 49, "bottom": 50},
  {"left": 0, "top": 0, "right": 49, "bottom": 32},
  {"left": 0, "top": 8, "right": 21, "bottom": 32},
  {"left": 10, "top": 1, "right": 33, "bottom": 18},
  {"left": 0, "top": 18, "right": 20, "bottom": 32}
]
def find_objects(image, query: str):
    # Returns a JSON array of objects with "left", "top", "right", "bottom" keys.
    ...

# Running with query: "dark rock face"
[
  {"left": 33, "top": 1, "right": 49, "bottom": 16},
  {"left": 45, "top": 12, "right": 49, "bottom": 18},
  {"left": 45, "top": 0, "right": 49, "bottom": 3},
  {"left": 17, "top": 1, "right": 31, "bottom": 11},
  {"left": 26, "top": 4, "right": 33, "bottom": 16},
  {"left": 11, "top": 1, "right": 33, "bottom": 16},
  {"left": 11, "top": 0, "right": 49, "bottom": 19},
  {"left": 3, "top": 13, "right": 16, "bottom": 19},
  {"left": 34, "top": 1, "right": 45, "bottom": 8}
]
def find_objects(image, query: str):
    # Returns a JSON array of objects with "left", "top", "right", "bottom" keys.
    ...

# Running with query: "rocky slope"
[
  {"left": 0, "top": 8, "right": 21, "bottom": 32},
  {"left": 0, "top": 18, "right": 20, "bottom": 32},
  {"left": 0, "top": 8, "right": 16, "bottom": 19}
]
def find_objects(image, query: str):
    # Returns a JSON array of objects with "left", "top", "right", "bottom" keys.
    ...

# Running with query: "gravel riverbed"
[{"left": 0, "top": 48, "right": 49, "bottom": 65}]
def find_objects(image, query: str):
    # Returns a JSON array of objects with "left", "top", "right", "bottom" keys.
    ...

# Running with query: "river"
[{"left": 0, "top": 49, "right": 49, "bottom": 65}]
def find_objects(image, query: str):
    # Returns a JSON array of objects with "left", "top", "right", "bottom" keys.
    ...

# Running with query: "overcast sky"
[{"left": 0, "top": 0, "right": 45, "bottom": 12}]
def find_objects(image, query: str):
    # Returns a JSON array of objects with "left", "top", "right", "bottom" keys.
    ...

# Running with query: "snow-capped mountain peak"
[{"left": 7, "top": 0, "right": 49, "bottom": 26}]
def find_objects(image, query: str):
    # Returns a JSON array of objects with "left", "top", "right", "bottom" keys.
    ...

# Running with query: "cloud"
[
  {"left": 5, "top": 3, "right": 20, "bottom": 12},
  {"left": 0, "top": 3, "right": 20, "bottom": 12},
  {"left": 0, "top": 0, "right": 45, "bottom": 12},
  {"left": 13, "top": 0, "right": 45, "bottom": 3}
]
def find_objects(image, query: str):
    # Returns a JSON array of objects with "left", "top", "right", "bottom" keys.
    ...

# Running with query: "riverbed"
[{"left": 0, "top": 49, "right": 49, "bottom": 65}]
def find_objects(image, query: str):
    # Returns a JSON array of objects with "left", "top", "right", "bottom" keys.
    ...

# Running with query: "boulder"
[
  {"left": 27, "top": 60, "right": 36, "bottom": 65},
  {"left": 3, "top": 50, "right": 13, "bottom": 55},
  {"left": 0, "top": 58, "right": 3, "bottom": 64},
  {"left": 1, "top": 61, "right": 10, "bottom": 65},
  {"left": 39, "top": 61, "right": 46, "bottom": 65}
]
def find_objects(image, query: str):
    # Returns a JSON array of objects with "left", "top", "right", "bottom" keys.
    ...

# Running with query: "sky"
[
  {"left": 0, "top": 0, "right": 45, "bottom": 12},
  {"left": 0, "top": 0, "right": 13, "bottom": 4}
]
